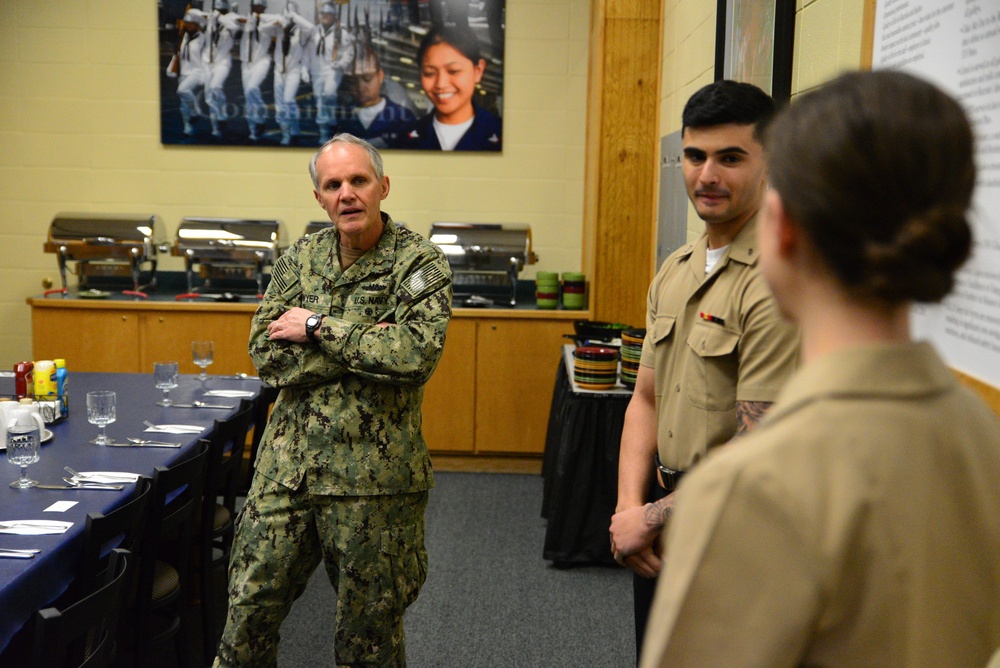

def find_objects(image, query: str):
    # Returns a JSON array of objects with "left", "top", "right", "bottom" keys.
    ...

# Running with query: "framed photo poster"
[
  {"left": 714, "top": 0, "right": 795, "bottom": 102},
  {"left": 158, "top": 0, "right": 505, "bottom": 151}
]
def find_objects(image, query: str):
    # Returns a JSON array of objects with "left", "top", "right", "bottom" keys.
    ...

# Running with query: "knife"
[
  {"left": 102, "top": 442, "right": 182, "bottom": 448},
  {"left": 0, "top": 551, "right": 34, "bottom": 559},
  {"left": 35, "top": 483, "right": 125, "bottom": 491},
  {"left": 167, "top": 403, "right": 235, "bottom": 409}
]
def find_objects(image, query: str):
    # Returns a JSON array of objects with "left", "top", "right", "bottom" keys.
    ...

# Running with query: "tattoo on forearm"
[
  {"left": 736, "top": 400, "right": 772, "bottom": 434},
  {"left": 644, "top": 494, "right": 675, "bottom": 528}
]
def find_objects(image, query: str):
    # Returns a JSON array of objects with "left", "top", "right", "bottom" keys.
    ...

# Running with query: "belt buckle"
[{"left": 655, "top": 454, "right": 684, "bottom": 492}]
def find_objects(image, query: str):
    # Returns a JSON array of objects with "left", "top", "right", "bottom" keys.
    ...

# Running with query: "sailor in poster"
[
  {"left": 166, "top": 10, "right": 210, "bottom": 137},
  {"left": 205, "top": 0, "right": 239, "bottom": 139},
  {"left": 234, "top": 0, "right": 283, "bottom": 141},
  {"left": 271, "top": 2, "right": 310, "bottom": 145},
  {"left": 301, "top": 2, "right": 356, "bottom": 145}
]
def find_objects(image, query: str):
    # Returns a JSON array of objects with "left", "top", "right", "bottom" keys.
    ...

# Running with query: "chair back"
[
  {"left": 243, "top": 384, "right": 279, "bottom": 493},
  {"left": 129, "top": 442, "right": 209, "bottom": 667},
  {"left": 205, "top": 399, "right": 254, "bottom": 523},
  {"left": 73, "top": 478, "right": 150, "bottom": 600},
  {"left": 32, "top": 549, "right": 130, "bottom": 668}
]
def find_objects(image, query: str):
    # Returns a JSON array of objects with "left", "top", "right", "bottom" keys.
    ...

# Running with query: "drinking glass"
[
  {"left": 6, "top": 413, "right": 40, "bottom": 489},
  {"left": 192, "top": 340, "right": 214, "bottom": 380},
  {"left": 86, "top": 390, "right": 116, "bottom": 445},
  {"left": 154, "top": 362, "right": 179, "bottom": 406}
]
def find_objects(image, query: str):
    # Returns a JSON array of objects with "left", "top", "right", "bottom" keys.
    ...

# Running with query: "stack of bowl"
[
  {"left": 536, "top": 272, "right": 560, "bottom": 309},
  {"left": 619, "top": 329, "right": 646, "bottom": 389},
  {"left": 561, "top": 272, "right": 587, "bottom": 310},
  {"left": 573, "top": 345, "right": 619, "bottom": 390}
]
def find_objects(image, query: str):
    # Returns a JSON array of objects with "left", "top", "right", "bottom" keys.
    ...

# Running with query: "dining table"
[{"left": 0, "top": 370, "right": 264, "bottom": 654}]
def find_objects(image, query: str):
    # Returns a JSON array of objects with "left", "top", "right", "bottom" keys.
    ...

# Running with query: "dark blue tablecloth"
[{"left": 0, "top": 371, "right": 262, "bottom": 652}]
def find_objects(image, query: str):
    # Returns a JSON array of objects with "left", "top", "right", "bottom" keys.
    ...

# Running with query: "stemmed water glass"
[
  {"left": 86, "top": 390, "right": 116, "bottom": 445},
  {"left": 192, "top": 340, "right": 214, "bottom": 380},
  {"left": 154, "top": 361, "right": 179, "bottom": 407},
  {"left": 6, "top": 411, "right": 41, "bottom": 488}
]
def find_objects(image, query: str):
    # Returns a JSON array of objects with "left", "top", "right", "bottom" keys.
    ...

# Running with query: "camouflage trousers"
[{"left": 213, "top": 473, "right": 429, "bottom": 668}]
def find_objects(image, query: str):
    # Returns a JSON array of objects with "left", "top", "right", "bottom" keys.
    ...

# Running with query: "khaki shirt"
[
  {"left": 249, "top": 214, "right": 452, "bottom": 496},
  {"left": 640, "top": 215, "right": 798, "bottom": 470},
  {"left": 642, "top": 342, "right": 1000, "bottom": 667}
]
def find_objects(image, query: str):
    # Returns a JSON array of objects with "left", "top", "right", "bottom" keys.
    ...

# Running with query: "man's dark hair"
[{"left": 682, "top": 80, "right": 775, "bottom": 138}]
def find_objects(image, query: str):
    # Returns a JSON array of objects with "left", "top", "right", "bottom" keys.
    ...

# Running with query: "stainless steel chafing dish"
[
  {"left": 172, "top": 217, "right": 286, "bottom": 297},
  {"left": 304, "top": 221, "right": 335, "bottom": 237},
  {"left": 428, "top": 223, "right": 538, "bottom": 306},
  {"left": 43, "top": 212, "right": 164, "bottom": 296}
]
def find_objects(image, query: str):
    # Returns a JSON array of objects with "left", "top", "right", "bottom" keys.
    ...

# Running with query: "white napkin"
[
  {"left": 204, "top": 390, "right": 256, "bottom": 398},
  {"left": 72, "top": 471, "right": 141, "bottom": 484},
  {"left": 0, "top": 520, "right": 73, "bottom": 535},
  {"left": 144, "top": 424, "right": 204, "bottom": 434}
]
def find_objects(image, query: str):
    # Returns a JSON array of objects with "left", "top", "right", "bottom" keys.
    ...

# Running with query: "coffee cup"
[{"left": 1, "top": 402, "right": 44, "bottom": 441}]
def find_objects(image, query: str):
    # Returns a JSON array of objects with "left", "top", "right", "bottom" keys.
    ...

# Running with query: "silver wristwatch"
[{"left": 304, "top": 313, "right": 324, "bottom": 342}]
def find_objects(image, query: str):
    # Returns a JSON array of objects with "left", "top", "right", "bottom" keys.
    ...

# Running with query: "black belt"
[{"left": 655, "top": 453, "right": 686, "bottom": 493}]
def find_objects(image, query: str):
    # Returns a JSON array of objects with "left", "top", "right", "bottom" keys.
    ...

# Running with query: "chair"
[
  {"left": 126, "top": 443, "right": 209, "bottom": 668},
  {"left": 70, "top": 478, "right": 151, "bottom": 602},
  {"left": 32, "top": 549, "right": 130, "bottom": 668},
  {"left": 240, "top": 384, "right": 279, "bottom": 495},
  {"left": 198, "top": 400, "right": 253, "bottom": 663}
]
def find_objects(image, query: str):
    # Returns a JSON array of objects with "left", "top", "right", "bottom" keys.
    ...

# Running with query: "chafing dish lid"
[
  {"left": 428, "top": 223, "right": 536, "bottom": 266},
  {"left": 46, "top": 212, "right": 164, "bottom": 245},
  {"left": 174, "top": 217, "right": 287, "bottom": 254}
]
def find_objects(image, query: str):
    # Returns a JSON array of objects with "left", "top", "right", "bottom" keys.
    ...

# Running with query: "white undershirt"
[
  {"left": 433, "top": 116, "right": 473, "bottom": 151},
  {"left": 706, "top": 245, "right": 729, "bottom": 274},
  {"left": 355, "top": 99, "right": 386, "bottom": 130}
]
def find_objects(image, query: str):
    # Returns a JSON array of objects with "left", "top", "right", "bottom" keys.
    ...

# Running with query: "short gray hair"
[{"left": 309, "top": 133, "right": 385, "bottom": 189}]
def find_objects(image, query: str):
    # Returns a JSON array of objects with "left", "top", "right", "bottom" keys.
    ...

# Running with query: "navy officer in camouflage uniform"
[{"left": 214, "top": 133, "right": 452, "bottom": 667}]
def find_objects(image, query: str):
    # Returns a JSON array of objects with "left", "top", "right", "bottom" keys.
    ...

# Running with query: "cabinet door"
[
  {"left": 475, "top": 319, "right": 572, "bottom": 454},
  {"left": 140, "top": 311, "right": 257, "bottom": 376},
  {"left": 32, "top": 308, "right": 141, "bottom": 372},
  {"left": 421, "top": 319, "right": 476, "bottom": 453}
]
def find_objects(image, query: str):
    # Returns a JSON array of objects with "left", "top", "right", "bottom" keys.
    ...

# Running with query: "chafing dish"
[
  {"left": 43, "top": 213, "right": 164, "bottom": 296},
  {"left": 428, "top": 223, "right": 538, "bottom": 306},
  {"left": 172, "top": 217, "right": 286, "bottom": 297},
  {"left": 304, "top": 221, "right": 335, "bottom": 237}
]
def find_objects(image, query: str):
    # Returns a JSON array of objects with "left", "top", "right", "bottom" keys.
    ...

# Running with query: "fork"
[
  {"left": 126, "top": 438, "right": 182, "bottom": 446},
  {"left": 64, "top": 467, "right": 137, "bottom": 481}
]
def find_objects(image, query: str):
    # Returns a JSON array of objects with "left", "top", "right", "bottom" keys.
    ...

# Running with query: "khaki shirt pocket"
[
  {"left": 685, "top": 322, "right": 739, "bottom": 411},
  {"left": 649, "top": 315, "right": 676, "bottom": 345}
]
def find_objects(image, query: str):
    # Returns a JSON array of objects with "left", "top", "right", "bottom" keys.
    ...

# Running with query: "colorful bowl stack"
[
  {"left": 573, "top": 345, "right": 619, "bottom": 390},
  {"left": 619, "top": 329, "right": 646, "bottom": 389},
  {"left": 536, "top": 272, "right": 560, "bottom": 309},
  {"left": 561, "top": 272, "right": 587, "bottom": 310}
]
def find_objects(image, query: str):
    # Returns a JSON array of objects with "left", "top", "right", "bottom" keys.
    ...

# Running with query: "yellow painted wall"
[
  {"left": 0, "top": 0, "right": 590, "bottom": 366},
  {"left": 659, "top": 0, "right": 868, "bottom": 244}
]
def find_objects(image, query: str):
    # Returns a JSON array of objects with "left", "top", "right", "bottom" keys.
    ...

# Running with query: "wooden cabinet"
[
  {"left": 29, "top": 299, "right": 257, "bottom": 375},
  {"left": 141, "top": 311, "right": 257, "bottom": 375},
  {"left": 29, "top": 297, "right": 583, "bottom": 459},
  {"left": 421, "top": 319, "right": 476, "bottom": 453},
  {"left": 31, "top": 307, "right": 141, "bottom": 373},
  {"left": 421, "top": 313, "right": 578, "bottom": 457}
]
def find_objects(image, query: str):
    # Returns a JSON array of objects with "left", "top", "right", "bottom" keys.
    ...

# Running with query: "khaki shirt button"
[
  {"left": 675, "top": 384, "right": 680, "bottom": 392},
  {"left": 668, "top": 430, "right": 673, "bottom": 438}
]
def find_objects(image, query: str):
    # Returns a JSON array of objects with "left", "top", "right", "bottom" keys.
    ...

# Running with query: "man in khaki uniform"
[
  {"left": 214, "top": 134, "right": 452, "bottom": 667},
  {"left": 609, "top": 80, "right": 799, "bottom": 660},
  {"left": 640, "top": 70, "right": 1000, "bottom": 667}
]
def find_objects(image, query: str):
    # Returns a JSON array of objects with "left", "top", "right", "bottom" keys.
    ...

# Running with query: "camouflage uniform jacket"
[{"left": 249, "top": 213, "right": 452, "bottom": 496}]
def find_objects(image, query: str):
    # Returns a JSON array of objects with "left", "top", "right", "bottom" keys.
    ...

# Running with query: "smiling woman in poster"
[{"left": 393, "top": 25, "right": 502, "bottom": 152}]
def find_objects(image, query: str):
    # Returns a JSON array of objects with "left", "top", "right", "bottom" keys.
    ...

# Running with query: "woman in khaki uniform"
[{"left": 641, "top": 70, "right": 1000, "bottom": 667}]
